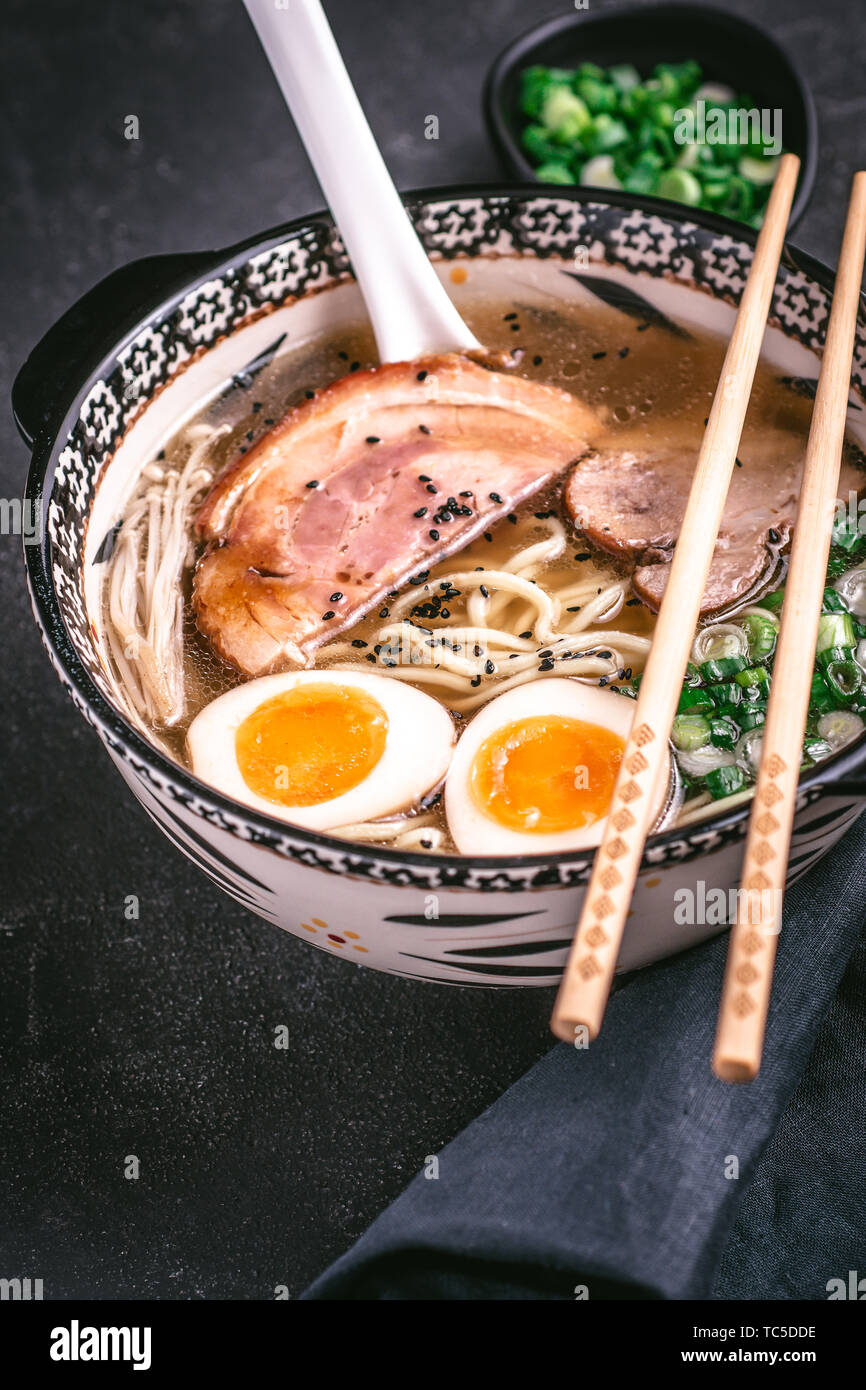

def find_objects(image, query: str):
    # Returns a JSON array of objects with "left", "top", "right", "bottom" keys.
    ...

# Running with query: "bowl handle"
[{"left": 13, "top": 250, "right": 221, "bottom": 448}]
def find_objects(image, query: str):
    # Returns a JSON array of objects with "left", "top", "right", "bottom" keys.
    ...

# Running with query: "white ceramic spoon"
[{"left": 243, "top": 0, "right": 481, "bottom": 362}]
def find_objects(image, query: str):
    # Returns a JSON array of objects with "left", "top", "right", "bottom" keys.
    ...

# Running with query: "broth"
[{"left": 99, "top": 290, "right": 866, "bottom": 853}]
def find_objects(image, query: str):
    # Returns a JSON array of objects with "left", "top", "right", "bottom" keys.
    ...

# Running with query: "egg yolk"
[
  {"left": 235, "top": 683, "right": 388, "bottom": 807},
  {"left": 470, "top": 715, "right": 624, "bottom": 834}
]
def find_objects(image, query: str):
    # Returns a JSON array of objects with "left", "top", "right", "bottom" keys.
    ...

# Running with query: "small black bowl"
[{"left": 483, "top": 2, "right": 817, "bottom": 227}]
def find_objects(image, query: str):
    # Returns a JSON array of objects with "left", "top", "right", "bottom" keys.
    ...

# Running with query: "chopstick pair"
[{"left": 551, "top": 158, "right": 866, "bottom": 1082}]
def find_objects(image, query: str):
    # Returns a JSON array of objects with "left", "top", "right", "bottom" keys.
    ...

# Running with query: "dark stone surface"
[{"left": 0, "top": 0, "right": 863, "bottom": 1299}]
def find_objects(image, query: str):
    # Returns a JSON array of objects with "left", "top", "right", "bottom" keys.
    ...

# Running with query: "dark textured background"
[{"left": 1, "top": 0, "right": 863, "bottom": 1300}]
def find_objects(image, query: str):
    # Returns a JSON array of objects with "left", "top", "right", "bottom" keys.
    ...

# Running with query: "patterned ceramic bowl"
[{"left": 16, "top": 188, "right": 866, "bottom": 985}]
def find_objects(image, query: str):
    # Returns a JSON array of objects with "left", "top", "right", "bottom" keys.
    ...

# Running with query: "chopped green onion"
[
  {"left": 705, "top": 764, "right": 746, "bottom": 799},
  {"left": 741, "top": 611, "right": 777, "bottom": 661},
  {"left": 734, "top": 664, "right": 770, "bottom": 687},
  {"left": 579, "top": 154, "right": 622, "bottom": 189},
  {"left": 691, "top": 623, "right": 750, "bottom": 665},
  {"left": 809, "top": 671, "right": 837, "bottom": 712},
  {"left": 534, "top": 162, "right": 576, "bottom": 185},
  {"left": 541, "top": 86, "right": 592, "bottom": 144},
  {"left": 803, "top": 737, "right": 833, "bottom": 763},
  {"left": 707, "top": 681, "right": 742, "bottom": 706},
  {"left": 758, "top": 588, "right": 786, "bottom": 612},
  {"left": 824, "top": 659, "right": 862, "bottom": 703},
  {"left": 736, "top": 706, "right": 767, "bottom": 732},
  {"left": 816, "top": 612, "right": 855, "bottom": 653},
  {"left": 677, "top": 685, "right": 716, "bottom": 714},
  {"left": 672, "top": 713, "right": 711, "bottom": 751},
  {"left": 699, "top": 655, "right": 749, "bottom": 681},
  {"left": 709, "top": 715, "right": 740, "bottom": 749},
  {"left": 817, "top": 709, "right": 865, "bottom": 751},
  {"left": 656, "top": 168, "right": 702, "bottom": 205},
  {"left": 821, "top": 586, "right": 849, "bottom": 613}
]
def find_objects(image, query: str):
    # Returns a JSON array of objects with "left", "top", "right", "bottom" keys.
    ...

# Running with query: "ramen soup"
[{"left": 99, "top": 295, "right": 866, "bottom": 855}]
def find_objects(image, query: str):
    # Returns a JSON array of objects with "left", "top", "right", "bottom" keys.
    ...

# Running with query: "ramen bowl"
[{"left": 16, "top": 188, "right": 866, "bottom": 985}]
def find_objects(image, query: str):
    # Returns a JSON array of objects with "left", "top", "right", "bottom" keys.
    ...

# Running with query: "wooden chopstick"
[
  {"left": 713, "top": 171, "right": 866, "bottom": 1083},
  {"left": 550, "top": 153, "right": 801, "bottom": 1045}
]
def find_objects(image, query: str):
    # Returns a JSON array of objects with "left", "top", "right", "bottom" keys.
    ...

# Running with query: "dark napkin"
[{"left": 303, "top": 809, "right": 866, "bottom": 1300}]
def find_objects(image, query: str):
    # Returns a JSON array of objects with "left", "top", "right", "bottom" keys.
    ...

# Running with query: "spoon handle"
[{"left": 243, "top": 0, "right": 481, "bottom": 362}]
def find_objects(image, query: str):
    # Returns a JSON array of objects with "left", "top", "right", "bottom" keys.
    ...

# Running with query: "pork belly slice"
[
  {"left": 565, "top": 427, "right": 864, "bottom": 615},
  {"left": 194, "top": 354, "right": 600, "bottom": 675}
]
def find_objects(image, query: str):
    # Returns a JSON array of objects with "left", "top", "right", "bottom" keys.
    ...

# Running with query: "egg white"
[
  {"left": 187, "top": 670, "right": 455, "bottom": 829},
  {"left": 445, "top": 678, "right": 669, "bottom": 855}
]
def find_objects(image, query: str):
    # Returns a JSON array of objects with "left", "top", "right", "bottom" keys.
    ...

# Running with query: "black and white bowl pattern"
[{"left": 20, "top": 189, "right": 866, "bottom": 984}]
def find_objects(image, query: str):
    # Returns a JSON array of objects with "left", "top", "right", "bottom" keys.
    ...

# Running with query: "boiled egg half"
[
  {"left": 445, "top": 678, "right": 669, "bottom": 855},
  {"left": 187, "top": 670, "right": 455, "bottom": 829}
]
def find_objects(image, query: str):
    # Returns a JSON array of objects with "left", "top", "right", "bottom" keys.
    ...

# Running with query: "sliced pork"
[
  {"left": 564, "top": 426, "right": 864, "bottom": 615},
  {"left": 194, "top": 354, "right": 600, "bottom": 674}
]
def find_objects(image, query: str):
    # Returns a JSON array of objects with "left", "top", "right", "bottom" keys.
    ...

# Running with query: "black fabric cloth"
[{"left": 303, "top": 813, "right": 866, "bottom": 1300}]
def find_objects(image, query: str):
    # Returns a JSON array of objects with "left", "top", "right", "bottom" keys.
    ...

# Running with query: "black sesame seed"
[
  {"left": 618, "top": 347, "right": 629, "bottom": 359},
  {"left": 350, "top": 361, "right": 360, "bottom": 372},
  {"left": 504, "top": 312, "right": 518, "bottom": 321},
  {"left": 460, "top": 490, "right": 473, "bottom": 498},
  {"left": 321, "top": 611, "right": 335, "bottom": 621},
  {"left": 365, "top": 435, "right": 381, "bottom": 444},
  {"left": 351, "top": 639, "right": 367, "bottom": 648},
  {"left": 519, "top": 631, "right": 532, "bottom": 640},
  {"left": 507, "top": 513, "right": 517, "bottom": 524},
  {"left": 597, "top": 649, "right": 612, "bottom": 659},
  {"left": 246, "top": 430, "right": 254, "bottom": 441},
  {"left": 480, "top": 584, "right": 489, "bottom": 598},
  {"left": 510, "top": 323, "right": 520, "bottom": 331},
  {"left": 592, "top": 351, "right": 607, "bottom": 360},
  {"left": 414, "top": 507, "right": 428, "bottom": 518},
  {"left": 338, "top": 351, "right": 349, "bottom": 361},
  {"left": 379, "top": 607, "right": 390, "bottom": 618},
  {"left": 305, "top": 389, "right": 315, "bottom": 399},
  {"left": 485, "top": 659, "right": 495, "bottom": 675},
  {"left": 626, "top": 597, "right": 642, "bottom": 607},
  {"left": 539, "top": 659, "right": 554, "bottom": 672},
  {"left": 416, "top": 369, "right": 428, "bottom": 381},
  {"left": 426, "top": 484, "right": 438, "bottom": 494},
  {"left": 473, "top": 644, "right": 483, "bottom": 657},
  {"left": 418, "top": 474, "right": 431, "bottom": 482},
  {"left": 441, "top": 608, "right": 450, "bottom": 619},
  {"left": 566, "top": 605, "right": 582, "bottom": 613},
  {"left": 533, "top": 355, "right": 543, "bottom": 366},
  {"left": 599, "top": 676, "right": 611, "bottom": 687},
  {"left": 574, "top": 552, "right": 591, "bottom": 562},
  {"left": 489, "top": 492, "right": 503, "bottom": 504},
  {"left": 768, "top": 527, "right": 780, "bottom": 543},
  {"left": 636, "top": 322, "right": 650, "bottom": 332},
  {"left": 419, "top": 423, "right": 431, "bottom": 434},
  {"left": 365, "top": 652, "right": 377, "bottom": 663},
  {"left": 264, "top": 418, "right": 274, "bottom": 426},
  {"left": 305, "top": 480, "right": 318, "bottom": 489},
  {"left": 483, "top": 532, "right": 493, "bottom": 542},
  {"left": 470, "top": 675, "right": 482, "bottom": 688},
  {"left": 329, "top": 591, "right": 343, "bottom": 602},
  {"left": 429, "top": 529, "right": 440, "bottom": 541},
  {"left": 735, "top": 457, "right": 743, "bottom": 468},
  {"left": 624, "top": 668, "right": 632, "bottom": 680}
]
